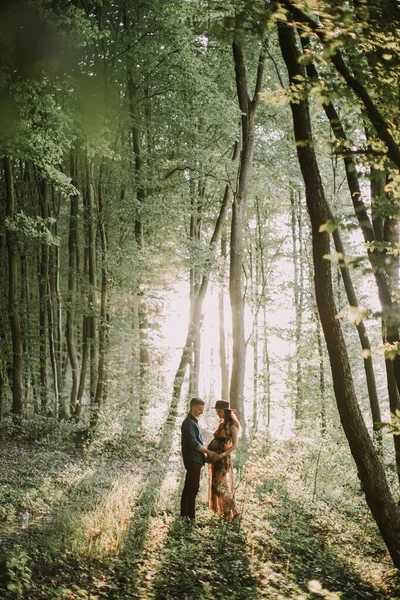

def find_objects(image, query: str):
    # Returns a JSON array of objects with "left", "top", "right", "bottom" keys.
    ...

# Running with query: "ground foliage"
[{"left": 0, "top": 418, "right": 399, "bottom": 600}]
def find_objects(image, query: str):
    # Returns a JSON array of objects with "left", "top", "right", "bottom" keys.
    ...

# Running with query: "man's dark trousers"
[{"left": 180, "top": 462, "right": 202, "bottom": 520}]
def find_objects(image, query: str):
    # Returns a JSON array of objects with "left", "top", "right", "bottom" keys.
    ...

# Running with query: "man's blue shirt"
[{"left": 181, "top": 413, "right": 205, "bottom": 469}]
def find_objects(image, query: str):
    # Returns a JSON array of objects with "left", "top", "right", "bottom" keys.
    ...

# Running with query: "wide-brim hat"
[{"left": 213, "top": 400, "right": 233, "bottom": 410}]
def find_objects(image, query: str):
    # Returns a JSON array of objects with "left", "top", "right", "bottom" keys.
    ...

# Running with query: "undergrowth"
[{"left": 0, "top": 420, "right": 399, "bottom": 599}]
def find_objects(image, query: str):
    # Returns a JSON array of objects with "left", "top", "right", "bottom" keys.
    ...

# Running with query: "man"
[{"left": 180, "top": 397, "right": 217, "bottom": 521}]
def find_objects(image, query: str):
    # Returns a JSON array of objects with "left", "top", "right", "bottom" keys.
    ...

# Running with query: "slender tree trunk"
[
  {"left": 262, "top": 304, "right": 271, "bottom": 431},
  {"left": 3, "top": 157, "right": 23, "bottom": 422},
  {"left": 20, "top": 251, "right": 31, "bottom": 410},
  {"left": 76, "top": 161, "right": 97, "bottom": 421},
  {"left": 47, "top": 187, "right": 62, "bottom": 417},
  {"left": 93, "top": 163, "right": 109, "bottom": 417},
  {"left": 290, "top": 189, "right": 303, "bottom": 422},
  {"left": 316, "top": 311, "right": 326, "bottom": 434},
  {"left": 254, "top": 196, "right": 272, "bottom": 431},
  {"left": 47, "top": 277, "right": 58, "bottom": 416},
  {"left": 38, "top": 179, "right": 49, "bottom": 413},
  {"left": 66, "top": 152, "right": 80, "bottom": 418},
  {"left": 50, "top": 188, "right": 65, "bottom": 417},
  {"left": 127, "top": 74, "right": 150, "bottom": 377},
  {"left": 77, "top": 316, "right": 89, "bottom": 419},
  {"left": 219, "top": 235, "right": 229, "bottom": 400},
  {"left": 86, "top": 160, "right": 98, "bottom": 420},
  {"left": 278, "top": 19, "right": 400, "bottom": 568},
  {"left": 252, "top": 295, "right": 259, "bottom": 432},
  {"left": 189, "top": 177, "right": 203, "bottom": 397},
  {"left": 53, "top": 204, "right": 66, "bottom": 419},
  {"left": 230, "top": 41, "right": 265, "bottom": 420}
]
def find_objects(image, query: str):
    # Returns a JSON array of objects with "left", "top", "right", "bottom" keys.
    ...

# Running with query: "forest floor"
[{"left": 0, "top": 417, "right": 400, "bottom": 600}]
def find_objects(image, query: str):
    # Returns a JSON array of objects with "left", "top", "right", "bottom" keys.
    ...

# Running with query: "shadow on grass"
[
  {"left": 249, "top": 483, "right": 399, "bottom": 600},
  {"left": 150, "top": 475, "right": 259, "bottom": 600},
  {"left": 107, "top": 403, "right": 183, "bottom": 599},
  {"left": 0, "top": 431, "right": 164, "bottom": 598}
]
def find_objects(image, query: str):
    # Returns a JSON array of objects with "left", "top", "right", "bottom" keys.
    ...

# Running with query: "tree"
[
  {"left": 230, "top": 40, "right": 265, "bottom": 420},
  {"left": 277, "top": 14, "right": 400, "bottom": 568},
  {"left": 3, "top": 157, "right": 23, "bottom": 423}
]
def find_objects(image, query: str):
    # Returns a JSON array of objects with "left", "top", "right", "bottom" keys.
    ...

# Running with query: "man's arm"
[
  {"left": 182, "top": 419, "right": 217, "bottom": 458},
  {"left": 196, "top": 444, "right": 217, "bottom": 459}
]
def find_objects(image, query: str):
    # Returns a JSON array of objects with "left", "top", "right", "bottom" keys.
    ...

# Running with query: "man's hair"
[{"left": 190, "top": 397, "right": 205, "bottom": 408}]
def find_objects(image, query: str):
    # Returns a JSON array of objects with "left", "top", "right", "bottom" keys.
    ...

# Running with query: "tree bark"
[
  {"left": 66, "top": 151, "right": 80, "bottom": 418},
  {"left": 93, "top": 163, "right": 109, "bottom": 418},
  {"left": 3, "top": 157, "right": 23, "bottom": 422},
  {"left": 38, "top": 178, "right": 49, "bottom": 413},
  {"left": 290, "top": 189, "right": 303, "bottom": 422},
  {"left": 47, "top": 187, "right": 63, "bottom": 417},
  {"left": 219, "top": 235, "right": 229, "bottom": 400},
  {"left": 86, "top": 160, "right": 98, "bottom": 421},
  {"left": 189, "top": 177, "right": 203, "bottom": 397},
  {"left": 230, "top": 41, "right": 264, "bottom": 420},
  {"left": 127, "top": 73, "right": 150, "bottom": 376},
  {"left": 278, "top": 19, "right": 400, "bottom": 568}
]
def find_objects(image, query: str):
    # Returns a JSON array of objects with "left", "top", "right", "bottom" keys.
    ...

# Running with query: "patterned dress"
[{"left": 208, "top": 421, "right": 238, "bottom": 520}]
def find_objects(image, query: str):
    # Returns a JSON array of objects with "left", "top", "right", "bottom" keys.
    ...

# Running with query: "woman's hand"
[{"left": 209, "top": 454, "right": 220, "bottom": 463}]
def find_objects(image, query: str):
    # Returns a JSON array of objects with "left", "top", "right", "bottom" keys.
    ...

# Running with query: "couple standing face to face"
[{"left": 180, "top": 397, "right": 239, "bottom": 522}]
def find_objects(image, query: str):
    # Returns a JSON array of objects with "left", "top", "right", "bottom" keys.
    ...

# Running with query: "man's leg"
[
  {"left": 181, "top": 462, "right": 202, "bottom": 520},
  {"left": 180, "top": 469, "right": 189, "bottom": 517}
]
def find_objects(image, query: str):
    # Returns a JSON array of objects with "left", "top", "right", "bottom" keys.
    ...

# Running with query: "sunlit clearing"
[{"left": 72, "top": 471, "right": 143, "bottom": 559}]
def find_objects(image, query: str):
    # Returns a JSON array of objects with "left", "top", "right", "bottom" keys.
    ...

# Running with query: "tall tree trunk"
[
  {"left": 219, "top": 235, "right": 229, "bottom": 400},
  {"left": 51, "top": 188, "right": 65, "bottom": 417},
  {"left": 66, "top": 152, "right": 80, "bottom": 418},
  {"left": 316, "top": 310, "right": 326, "bottom": 435},
  {"left": 278, "top": 19, "right": 400, "bottom": 568},
  {"left": 290, "top": 189, "right": 303, "bottom": 422},
  {"left": 3, "top": 157, "right": 23, "bottom": 422},
  {"left": 262, "top": 304, "right": 271, "bottom": 431},
  {"left": 47, "top": 187, "right": 62, "bottom": 417},
  {"left": 127, "top": 74, "right": 150, "bottom": 377},
  {"left": 38, "top": 179, "right": 49, "bottom": 413},
  {"left": 93, "top": 163, "right": 109, "bottom": 417},
  {"left": 47, "top": 277, "right": 58, "bottom": 416},
  {"left": 20, "top": 253, "right": 31, "bottom": 409},
  {"left": 230, "top": 41, "right": 265, "bottom": 420},
  {"left": 77, "top": 317, "right": 89, "bottom": 420},
  {"left": 87, "top": 160, "right": 98, "bottom": 421},
  {"left": 189, "top": 177, "right": 203, "bottom": 397},
  {"left": 52, "top": 193, "right": 66, "bottom": 419},
  {"left": 254, "top": 196, "right": 272, "bottom": 431}
]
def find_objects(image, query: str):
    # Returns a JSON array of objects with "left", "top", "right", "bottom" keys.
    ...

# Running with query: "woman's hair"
[{"left": 223, "top": 409, "right": 242, "bottom": 433}]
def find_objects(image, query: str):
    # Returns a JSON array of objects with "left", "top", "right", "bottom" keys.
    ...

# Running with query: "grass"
[{"left": 0, "top": 420, "right": 399, "bottom": 600}]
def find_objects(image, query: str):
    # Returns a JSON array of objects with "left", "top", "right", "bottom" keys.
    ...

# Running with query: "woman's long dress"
[{"left": 208, "top": 421, "right": 238, "bottom": 520}]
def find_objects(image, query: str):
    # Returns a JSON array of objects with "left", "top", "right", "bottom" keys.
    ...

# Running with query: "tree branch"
[{"left": 280, "top": 0, "right": 400, "bottom": 169}]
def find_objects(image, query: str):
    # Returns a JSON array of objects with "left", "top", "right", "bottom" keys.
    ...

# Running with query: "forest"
[{"left": 1, "top": 0, "right": 400, "bottom": 598}]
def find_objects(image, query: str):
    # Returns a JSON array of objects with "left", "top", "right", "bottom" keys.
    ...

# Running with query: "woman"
[{"left": 207, "top": 400, "right": 241, "bottom": 521}]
